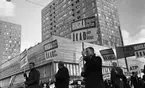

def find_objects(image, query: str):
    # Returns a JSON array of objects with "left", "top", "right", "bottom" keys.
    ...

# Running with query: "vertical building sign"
[
  {"left": 71, "top": 16, "right": 101, "bottom": 44},
  {"left": 20, "top": 49, "right": 28, "bottom": 68}
]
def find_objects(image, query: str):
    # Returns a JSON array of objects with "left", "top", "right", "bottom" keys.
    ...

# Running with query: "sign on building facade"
[
  {"left": 44, "top": 39, "right": 58, "bottom": 60},
  {"left": 71, "top": 16, "right": 101, "bottom": 44},
  {"left": 20, "top": 49, "right": 28, "bottom": 68}
]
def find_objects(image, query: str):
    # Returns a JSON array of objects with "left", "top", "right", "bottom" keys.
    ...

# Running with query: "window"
[
  {"left": 76, "top": 33, "right": 78, "bottom": 41},
  {"left": 76, "top": 0, "right": 80, "bottom": 3},
  {"left": 80, "top": 33, "right": 82, "bottom": 40},
  {"left": 77, "top": 10, "right": 80, "bottom": 14},
  {"left": 63, "top": 4, "right": 66, "bottom": 8},
  {"left": 63, "top": 0, "right": 66, "bottom": 3},
  {"left": 68, "top": 1, "right": 71, "bottom": 4},
  {"left": 92, "top": 2, "right": 95, "bottom": 7},
  {"left": 82, "top": 3, "right": 84, "bottom": 7},
  {"left": 69, "top": 11, "right": 73, "bottom": 14},
  {"left": 77, "top": 16, "right": 81, "bottom": 20},
  {"left": 83, "top": 14, "right": 86, "bottom": 18},
  {"left": 83, "top": 8, "right": 86, "bottom": 12},
  {"left": 72, "top": 14, "right": 75, "bottom": 16},
  {"left": 103, "top": 39, "right": 109, "bottom": 45},
  {"left": 83, "top": 32, "right": 86, "bottom": 40},
  {"left": 93, "top": 8, "right": 96, "bottom": 13}
]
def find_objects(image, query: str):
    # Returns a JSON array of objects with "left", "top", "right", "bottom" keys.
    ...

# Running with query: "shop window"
[{"left": 83, "top": 32, "right": 86, "bottom": 40}]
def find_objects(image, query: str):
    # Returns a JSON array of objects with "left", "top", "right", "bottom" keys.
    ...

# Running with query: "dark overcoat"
[
  {"left": 81, "top": 55, "right": 104, "bottom": 88},
  {"left": 25, "top": 68, "right": 40, "bottom": 88},
  {"left": 55, "top": 66, "right": 70, "bottom": 88}
]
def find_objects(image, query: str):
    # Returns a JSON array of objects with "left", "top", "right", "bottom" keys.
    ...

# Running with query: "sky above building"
[{"left": 0, "top": 0, "right": 145, "bottom": 52}]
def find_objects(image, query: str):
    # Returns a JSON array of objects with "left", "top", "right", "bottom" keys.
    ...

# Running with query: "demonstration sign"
[
  {"left": 129, "top": 65, "right": 139, "bottom": 72},
  {"left": 133, "top": 43, "right": 145, "bottom": 58},
  {"left": 100, "top": 48, "right": 116, "bottom": 61},
  {"left": 116, "top": 42, "right": 145, "bottom": 59}
]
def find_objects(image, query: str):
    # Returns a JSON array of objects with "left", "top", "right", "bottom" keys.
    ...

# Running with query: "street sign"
[{"left": 100, "top": 48, "right": 116, "bottom": 61}]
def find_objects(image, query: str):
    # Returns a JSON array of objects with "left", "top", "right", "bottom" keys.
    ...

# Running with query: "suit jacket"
[{"left": 111, "top": 67, "right": 124, "bottom": 87}]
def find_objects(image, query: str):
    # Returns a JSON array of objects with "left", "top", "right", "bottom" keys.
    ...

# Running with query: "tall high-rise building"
[
  {"left": 0, "top": 20, "right": 21, "bottom": 63},
  {"left": 41, "top": 0, "right": 122, "bottom": 47}
]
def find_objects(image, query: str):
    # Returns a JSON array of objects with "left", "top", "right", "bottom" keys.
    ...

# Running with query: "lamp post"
[{"left": 118, "top": 26, "right": 129, "bottom": 71}]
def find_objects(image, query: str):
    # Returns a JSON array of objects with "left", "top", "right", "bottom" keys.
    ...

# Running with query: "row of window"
[
  {"left": 102, "top": 38, "right": 121, "bottom": 47},
  {"left": 42, "top": 0, "right": 90, "bottom": 27},
  {"left": 97, "top": 2, "right": 119, "bottom": 21},
  {"left": 42, "top": 0, "right": 96, "bottom": 31}
]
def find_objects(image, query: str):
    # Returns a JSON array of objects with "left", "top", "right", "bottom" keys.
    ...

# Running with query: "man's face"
[
  {"left": 86, "top": 48, "right": 94, "bottom": 56},
  {"left": 58, "top": 64, "right": 63, "bottom": 69},
  {"left": 29, "top": 64, "right": 34, "bottom": 70},
  {"left": 112, "top": 62, "right": 117, "bottom": 67}
]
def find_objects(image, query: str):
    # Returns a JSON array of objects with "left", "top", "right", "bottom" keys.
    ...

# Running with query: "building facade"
[
  {"left": 0, "top": 20, "right": 21, "bottom": 63},
  {"left": 0, "top": 35, "right": 115, "bottom": 88},
  {"left": 41, "top": 0, "right": 122, "bottom": 47}
]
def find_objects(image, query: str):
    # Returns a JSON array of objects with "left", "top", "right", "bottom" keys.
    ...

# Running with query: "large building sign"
[
  {"left": 71, "top": 16, "right": 96, "bottom": 32},
  {"left": 71, "top": 28, "right": 99, "bottom": 42},
  {"left": 44, "top": 40, "right": 58, "bottom": 60},
  {"left": 45, "top": 49, "right": 57, "bottom": 60},
  {"left": 44, "top": 39, "right": 58, "bottom": 51}
]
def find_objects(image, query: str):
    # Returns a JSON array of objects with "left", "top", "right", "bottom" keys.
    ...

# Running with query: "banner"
[
  {"left": 134, "top": 43, "right": 145, "bottom": 58},
  {"left": 100, "top": 48, "right": 116, "bottom": 61},
  {"left": 20, "top": 49, "right": 28, "bottom": 68},
  {"left": 116, "top": 42, "right": 145, "bottom": 59}
]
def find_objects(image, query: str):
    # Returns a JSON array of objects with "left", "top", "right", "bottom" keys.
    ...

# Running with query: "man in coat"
[
  {"left": 81, "top": 47, "right": 104, "bottom": 88},
  {"left": 131, "top": 72, "right": 139, "bottom": 88},
  {"left": 55, "top": 61, "right": 70, "bottom": 88},
  {"left": 111, "top": 62, "right": 124, "bottom": 88},
  {"left": 24, "top": 62, "right": 40, "bottom": 88}
]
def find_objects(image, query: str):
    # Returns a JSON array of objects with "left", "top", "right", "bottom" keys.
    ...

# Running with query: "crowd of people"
[{"left": 21, "top": 47, "right": 145, "bottom": 88}]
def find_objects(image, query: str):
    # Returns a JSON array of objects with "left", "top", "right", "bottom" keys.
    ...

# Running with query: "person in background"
[
  {"left": 55, "top": 61, "right": 70, "bottom": 88},
  {"left": 81, "top": 47, "right": 104, "bottom": 88},
  {"left": 131, "top": 72, "right": 139, "bottom": 88},
  {"left": 23, "top": 62, "right": 40, "bottom": 88},
  {"left": 111, "top": 62, "right": 125, "bottom": 88}
]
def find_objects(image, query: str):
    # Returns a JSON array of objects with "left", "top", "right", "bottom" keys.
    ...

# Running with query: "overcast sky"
[{"left": 0, "top": 0, "right": 145, "bottom": 52}]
